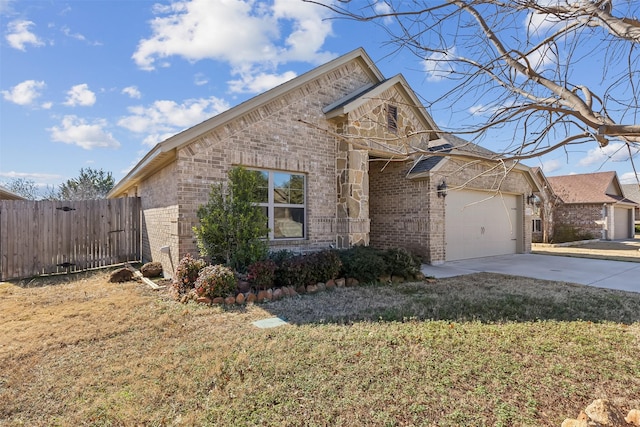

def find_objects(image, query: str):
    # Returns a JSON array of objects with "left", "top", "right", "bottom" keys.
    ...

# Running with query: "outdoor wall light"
[
  {"left": 527, "top": 193, "right": 536, "bottom": 205},
  {"left": 437, "top": 180, "right": 448, "bottom": 198}
]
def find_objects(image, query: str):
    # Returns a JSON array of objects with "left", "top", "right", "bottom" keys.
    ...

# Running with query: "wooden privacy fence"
[{"left": 0, "top": 198, "right": 141, "bottom": 280}]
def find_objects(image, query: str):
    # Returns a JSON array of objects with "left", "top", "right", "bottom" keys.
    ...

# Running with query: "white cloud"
[
  {"left": 0, "top": 0, "right": 16, "bottom": 15},
  {"left": 1, "top": 79, "right": 46, "bottom": 106},
  {"left": 194, "top": 73, "right": 208, "bottom": 86},
  {"left": 5, "top": 19, "right": 44, "bottom": 51},
  {"left": 0, "top": 171, "right": 62, "bottom": 181},
  {"left": 64, "top": 84, "right": 96, "bottom": 106},
  {"left": 423, "top": 47, "right": 456, "bottom": 82},
  {"left": 541, "top": 158, "right": 562, "bottom": 174},
  {"left": 132, "top": 0, "right": 335, "bottom": 92},
  {"left": 118, "top": 96, "right": 230, "bottom": 146},
  {"left": 373, "top": 1, "right": 393, "bottom": 24},
  {"left": 228, "top": 68, "right": 297, "bottom": 94},
  {"left": 578, "top": 142, "right": 640, "bottom": 167},
  {"left": 619, "top": 172, "right": 640, "bottom": 184},
  {"left": 122, "top": 86, "right": 142, "bottom": 99},
  {"left": 49, "top": 115, "right": 120, "bottom": 150}
]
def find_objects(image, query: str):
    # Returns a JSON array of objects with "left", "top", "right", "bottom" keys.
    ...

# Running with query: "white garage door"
[
  {"left": 613, "top": 207, "right": 632, "bottom": 240},
  {"left": 445, "top": 190, "right": 520, "bottom": 261}
]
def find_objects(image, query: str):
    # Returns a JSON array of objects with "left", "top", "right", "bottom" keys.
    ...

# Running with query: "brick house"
[
  {"left": 621, "top": 184, "right": 640, "bottom": 226},
  {"left": 545, "top": 172, "right": 637, "bottom": 241},
  {"left": 108, "top": 48, "right": 538, "bottom": 276}
]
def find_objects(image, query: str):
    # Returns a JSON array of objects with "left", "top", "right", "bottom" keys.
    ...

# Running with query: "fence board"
[{"left": 0, "top": 198, "right": 141, "bottom": 280}]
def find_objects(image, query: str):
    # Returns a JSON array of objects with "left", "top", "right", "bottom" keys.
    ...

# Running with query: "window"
[
  {"left": 532, "top": 219, "right": 542, "bottom": 233},
  {"left": 387, "top": 104, "right": 398, "bottom": 132},
  {"left": 250, "top": 169, "right": 306, "bottom": 240}
]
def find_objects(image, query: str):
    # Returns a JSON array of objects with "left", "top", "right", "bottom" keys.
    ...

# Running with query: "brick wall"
[
  {"left": 138, "top": 162, "right": 180, "bottom": 276},
  {"left": 369, "top": 160, "right": 436, "bottom": 262},
  {"left": 553, "top": 203, "right": 605, "bottom": 240},
  {"left": 370, "top": 155, "right": 534, "bottom": 263},
  {"left": 171, "top": 58, "right": 375, "bottom": 260}
]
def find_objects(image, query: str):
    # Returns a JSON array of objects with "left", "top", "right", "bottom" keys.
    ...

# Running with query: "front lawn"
[{"left": 1, "top": 271, "right": 638, "bottom": 426}]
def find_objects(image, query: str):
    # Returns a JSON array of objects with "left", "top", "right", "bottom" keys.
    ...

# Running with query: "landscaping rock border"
[{"left": 561, "top": 399, "right": 640, "bottom": 427}]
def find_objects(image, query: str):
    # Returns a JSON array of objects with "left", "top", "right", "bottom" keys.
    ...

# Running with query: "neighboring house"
[
  {"left": 621, "top": 184, "right": 640, "bottom": 225},
  {"left": 108, "top": 48, "right": 538, "bottom": 276},
  {"left": 0, "top": 185, "right": 25, "bottom": 200},
  {"left": 529, "top": 167, "right": 559, "bottom": 243},
  {"left": 546, "top": 172, "right": 637, "bottom": 241}
]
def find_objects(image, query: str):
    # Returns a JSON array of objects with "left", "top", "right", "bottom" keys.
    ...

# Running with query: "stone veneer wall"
[
  {"left": 170, "top": 58, "right": 376, "bottom": 260},
  {"left": 553, "top": 203, "right": 605, "bottom": 240},
  {"left": 337, "top": 84, "right": 435, "bottom": 249}
]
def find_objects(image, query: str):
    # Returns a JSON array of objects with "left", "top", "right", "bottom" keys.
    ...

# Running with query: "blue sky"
[{"left": 1, "top": 0, "right": 638, "bottom": 195}]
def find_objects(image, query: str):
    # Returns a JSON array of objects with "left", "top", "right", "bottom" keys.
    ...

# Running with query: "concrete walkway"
[{"left": 421, "top": 253, "right": 640, "bottom": 293}]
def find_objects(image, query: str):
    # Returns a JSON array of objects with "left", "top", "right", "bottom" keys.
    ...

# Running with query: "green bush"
[
  {"left": 194, "top": 264, "right": 237, "bottom": 299},
  {"left": 552, "top": 224, "right": 595, "bottom": 243},
  {"left": 635, "top": 224, "right": 640, "bottom": 234},
  {"left": 338, "top": 246, "right": 388, "bottom": 283},
  {"left": 247, "top": 259, "right": 277, "bottom": 290},
  {"left": 383, "top": 248, "right": 421, "bottom": 279},
  {"left": 276, "top": 256, "right": 314, "bottom": 288},
  {"left": 171, "top": 254, "right": 207, "bottom": 298},
  {"left": 193, "top": 166, "right": 270, "bottom": 272},
  {"left": 308, "top": 250, "right": 342, "bottom": 283}
]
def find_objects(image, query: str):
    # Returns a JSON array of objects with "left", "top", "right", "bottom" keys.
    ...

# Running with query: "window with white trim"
[
  {"left": 250, "top": 169, "right": 306, "bottom": 240},
  {"left": 532, "top": 219, "right": 542, "bottom": 233}
]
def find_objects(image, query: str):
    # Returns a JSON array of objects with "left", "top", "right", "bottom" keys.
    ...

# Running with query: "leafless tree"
[{"left": 306, "top": 0, "right": 640, "bottom": 176}]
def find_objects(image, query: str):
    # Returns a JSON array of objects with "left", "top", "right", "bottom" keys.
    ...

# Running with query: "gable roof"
[
  {"left": 109, "top": 47, "right": 385, "bottom": 198},
  {"left": 622, "top": 183, "right": 640, "bottom": 204},
  {"left": 0, "top": 185, "right": 26, "bottom": 200},
  {"left": 323, "top": 73, "right": 439, "bottom": 132},
  {"left": 546, "top": 171, "right": 636, "bottom": 205},
  {"left": 407, "top": 143, "right": 453, "bottom": 174},
  {"left": 407, "top": 134, "right": 502, "bottom": 175}
]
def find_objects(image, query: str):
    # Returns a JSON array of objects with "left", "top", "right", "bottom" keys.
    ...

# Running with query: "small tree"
[
  {"left": 58, "top": 167, "right": 114, "bottom": 200},
  {"left": 193, "top": 166, "right": 270, "bottom": 271},
  {"left": 1, "top": 178, "right": 40, "bottom": 200}
]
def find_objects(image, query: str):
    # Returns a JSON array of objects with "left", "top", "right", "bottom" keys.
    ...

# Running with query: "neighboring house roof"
[
  {"left": 109, "top": 47, "right": 388, "bottom": 198},
  {"left": 622, "top": 183, "right": 640, "bottom": 205},
  {"left": 546, "top": 171, "right": 637, "bottom": 205},
  {"left": 0, "top": 185, "right": 26, "bottom": 200}
]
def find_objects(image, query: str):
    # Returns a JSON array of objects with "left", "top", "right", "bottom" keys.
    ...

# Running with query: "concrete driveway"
[{"left": 421, "top": 253, "right": 640, "bottom": 293}]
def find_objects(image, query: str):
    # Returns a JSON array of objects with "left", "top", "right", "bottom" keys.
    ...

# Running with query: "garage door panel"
[
  {"left": 614, "top": 207, "right": 631, "bottom": 240},
  {"left": 445, "top": 190, "right": 519, "bottom": 261}
]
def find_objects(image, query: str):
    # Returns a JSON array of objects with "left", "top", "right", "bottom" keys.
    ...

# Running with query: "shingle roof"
[
  {"left": 0, "top": 185, "right": 25, "bottom": 200},
  {"left": 408, "top": 133, "right": 497, "bottom": 175},
  {"left": 622, "top": 183, "right": 640, "bottom": 204},
  {"left": 546, "top": 171, "right": 636, "bottom": 204},
  {"left": 408, "top": 143, "right": 452, "bottom": 174}
]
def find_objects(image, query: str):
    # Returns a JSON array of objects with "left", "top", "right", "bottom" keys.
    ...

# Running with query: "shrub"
[
  {"left": 338, "top": 246, "right": 388, "bottom": 283},
  {"left": 194, "top": 264, "right": 237, "bottom": 299},
  {"left": 552, "top": 224, "right": 594, "bottom": 243},
  {"left": 171, "top": 254, "right": 207, "bottom": 298},
  {"left": 276, "top": 255, "right": 313, "bottom": 288},
  {"left": 308, "top": 250, "right": 342, "bottom": 283},
  {"left": 383, "top": 248, "right": 421, "bottom": 279},
  {"left": 269, "top": 250, "right": 297, "bottom": 287},
  {"left": 193, "top": 166, "right": 269, "bottom": 272},
  {"left": 247, "top": 259, "right": 277, "bottom": 290}
]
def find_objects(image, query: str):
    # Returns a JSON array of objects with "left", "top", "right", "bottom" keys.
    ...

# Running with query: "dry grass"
[
  {"left": 1, "top": 269, "right": 639, "bottom": 426},
  {"left": 533, "top": 239, "right": 640, "bottom": 263}
]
